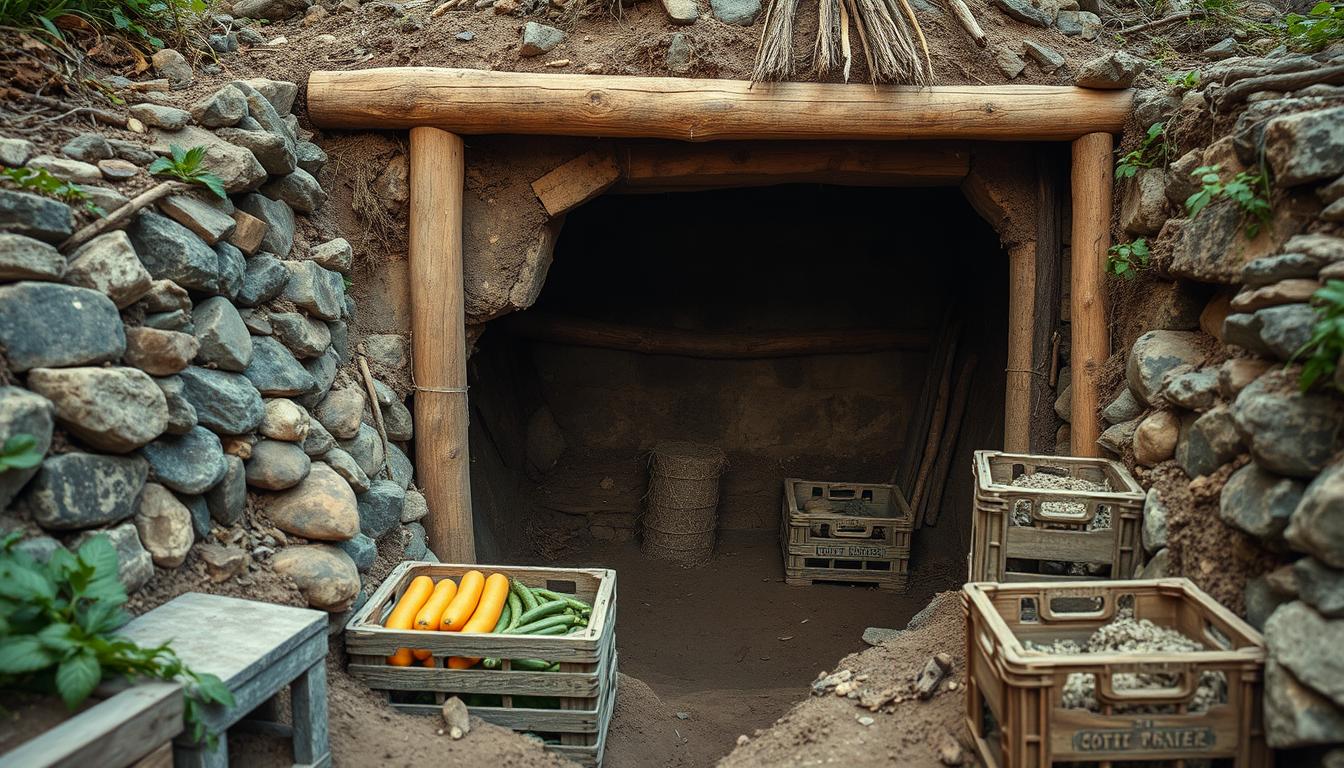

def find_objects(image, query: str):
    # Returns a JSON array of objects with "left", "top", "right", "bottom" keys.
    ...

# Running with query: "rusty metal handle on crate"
[{"left": 1095, "top": 667, "right": 1198, "bottom": 704}]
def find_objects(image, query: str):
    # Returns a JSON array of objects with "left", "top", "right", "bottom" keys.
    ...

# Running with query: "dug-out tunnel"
[{"left": 457, "top": 182, "right": 1009, "bottom": 756}]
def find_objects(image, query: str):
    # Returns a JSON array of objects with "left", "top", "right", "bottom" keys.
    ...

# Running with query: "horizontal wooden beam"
[
  {"left": 500, "top": 312, "right": 930, "bottom": 359},
  {"left": 307, "top": 68, "right": 1132, "bottom": 142},
  {"left": 616, "top": 141, "right": 970, "bottom": 191}
]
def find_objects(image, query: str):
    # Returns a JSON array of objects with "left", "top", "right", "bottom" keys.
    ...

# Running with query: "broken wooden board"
[{"left": 530, "top": 149, "right": 622, "bottom": 217}]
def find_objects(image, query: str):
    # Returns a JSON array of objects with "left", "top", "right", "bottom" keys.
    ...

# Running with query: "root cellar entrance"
[{"left": 465, "top": 183, "right": 1009, "bottom": 764}]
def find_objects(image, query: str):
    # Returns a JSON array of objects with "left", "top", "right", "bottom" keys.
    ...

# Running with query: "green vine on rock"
[
  {"left": 1107, "top": 238, "right": 1150, "bottom": 280},
  {"left": 1115, "top": 122, "right": 1168, "bottom": 180},
  {"left": 1184, "top": 164, "right": 1273, "bottom": 238},
  {"left": 0, "top": 532, "right": 234, "bottom": 748}
]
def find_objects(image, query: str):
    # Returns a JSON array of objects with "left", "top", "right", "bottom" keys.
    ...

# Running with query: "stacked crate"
[{"left": 781, "top": 479, "right": 914, "bottom": 591}]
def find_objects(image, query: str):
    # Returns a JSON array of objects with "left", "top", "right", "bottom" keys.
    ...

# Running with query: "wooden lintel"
[
  {"left": 531, "top": 148, "right": 622, "bottom": 217},
  {"left": 615, "top": 141, "right": 970, "bottom": 191},
  {"left": 307, "top": 68, "right": 1132, "bottom": 142},
  {"left": 502, "top": 312, "right": 930, "bottom": 359}
]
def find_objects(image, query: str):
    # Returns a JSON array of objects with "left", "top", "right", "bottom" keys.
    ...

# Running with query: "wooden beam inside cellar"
[{"left": 307, "top": 68, "right": 1132, "bottom": 142}]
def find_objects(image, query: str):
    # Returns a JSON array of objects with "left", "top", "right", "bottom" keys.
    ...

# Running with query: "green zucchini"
[
  {"left": 514, "top": 599, "right": 568, "bottom": 627},
  {"left": 512, "top": 578, "right": 539, "bottom": 613},
  {"left": 513, "top": 613, "right": 578, "bottom": 635},
  {"left": 508, "top": 658, "right": 554, "bottom": 672}
]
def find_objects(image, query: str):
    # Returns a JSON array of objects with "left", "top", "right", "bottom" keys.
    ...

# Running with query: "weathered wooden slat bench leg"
[
  {"left": 174, "top": 737, "right": 229, "bottom": 768},
  {"left": 290, "top": 660, "right": 331, "bottom": 768}
]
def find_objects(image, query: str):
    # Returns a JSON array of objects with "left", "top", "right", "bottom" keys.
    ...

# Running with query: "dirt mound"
[
  {"left": 716, "top": 591, "right": 969, "bottom": 768},
  {"left": 605, "top": 673, "right": 700, "bottom": 768}
]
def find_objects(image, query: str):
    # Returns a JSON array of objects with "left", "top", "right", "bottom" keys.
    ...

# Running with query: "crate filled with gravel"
[
  {"left": 964, "top": 578, "right": 1268, "bottom": 768},
  {"left": 970, "top": 451, "right": 1145, "bottom": 582}
]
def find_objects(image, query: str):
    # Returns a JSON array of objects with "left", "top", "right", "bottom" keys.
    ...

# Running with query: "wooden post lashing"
[
  {"left": 1069, "top": 132, "right": 1113, "bottom": 458},
  {"left": 409, "top": 127, "right": 476, "bottom": 563},
  {"left": 1004, "top": 241, "right": 1035, "bottom": 453}
]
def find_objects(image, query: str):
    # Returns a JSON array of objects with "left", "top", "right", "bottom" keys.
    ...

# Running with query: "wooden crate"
[
  {"left": 0, "top": 681, "right": 182, "bottom": 768},
  {"left": 780, "top": 478, "right": 914, "bottom": 591},
  {"left": 971, "top": 451, "right": 1145, "bottom": 582},
  {"left": 345, "top": 562, "right": 617, "bottom": 767},
  {"left": 964, "top": 578, "right": 1268, "bottom": 768}
]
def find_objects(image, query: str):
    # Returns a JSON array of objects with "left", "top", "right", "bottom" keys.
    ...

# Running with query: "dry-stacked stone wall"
[
  {"left": 1047, "top": 48, "right": 1344, "bottom": 761},
  {"left": 0, "top": 79, "right": 429, "bottom": 620}
]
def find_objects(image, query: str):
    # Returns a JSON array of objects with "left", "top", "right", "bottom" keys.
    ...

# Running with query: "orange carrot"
[
  {"left": 420, "top": 655, "right": 437, "bottom": 667},
  {"left": 411, "top": 578, "right": 459, "bottom": 660},
  {"left": 449, "top": 573, "right": 511, "bottom": 669},
  {"left": 385, "top": 575, "right": 434, "bottom": 666},
  {"left": 439, "top": 570, "right": 485, "bottom": 631}
]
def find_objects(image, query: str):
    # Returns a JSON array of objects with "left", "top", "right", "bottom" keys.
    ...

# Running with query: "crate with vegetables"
[{"left": 344, "top": 562, "right": 617, "bottom": 767}]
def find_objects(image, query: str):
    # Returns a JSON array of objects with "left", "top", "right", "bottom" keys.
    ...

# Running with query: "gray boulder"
[
  {"left": 281, "top": 260, "right": 344, "bottom": 321},
  {"left": 338, "top": 423, "right": 385, "bottom": 478},
  {"left": 271, "top": 312, "right": 331, "bottom": 359},
  {"left": 263, "top": 462, "right": 359, "bottom": 541},
  {"left": 21, "top": 453, "right": 147, "bottom": 530},
  {"left": 237, "top": 252, "right": 290, "bottom": 307},
  {"left": 139, "top": 426, "right": 228, "bottom": 495},
  {"left": 1219, "top": 462, "right": 1304, "bottom": 545},
  {"left": 357, "top": 480, "right": 405, "bottom": 539},
  {"left": 0, "top": 283, "right": 125, "bottom": 372},
  {"left": 153, "top": 375, "right": 198, "bottom": 435},
  {"left": 0, "top": 233, "right": 65, "bottom": 281},
  {"left": 1296, "top": 558, "right": 1344, "bottom": 618},
  {"left": 244, "top": 336, "right": 317, "bottom": 397},
  {"left": 1264, "top": 659, "right": 1344, "bottom": 748},
  {"left": 235, "top": 194, "right": 295, "bottom": 257},
  {"left": 520, "top": 22, "right": 566, "bottom": 55},
  {"left": 244, "top": 439, "right": 312, "bottom": 490},
  {"left": 1126, "top": 330, "right": 1206, "bottom": 406},
  {"left": 261, "top": 168, "right": 326, "bottom": 214},
  {"left": 1265, "top": 107, "right": 1344, "bottom": 187},
  {"left": 127, "top": 211, "right": 224, "bottom": 294},
  {"left": 177, "top": 366, "right": 266, "bottom": 435},
  {"left": 71, "top": 523, "right": 153, "bottom": 593},
  {"left": 205, "top": 454, "right": 247, "bottom": 525},
  {"left": 26, "top": 367, "right": 168, "bottom": 453},
  {"left": 0, "top": 387, "right": 54, "bottom": 509},
  {"left": 335, "top": 532, "right": 377, "bottom": 572},
  {"left": 1174, "top": 406, "right": 1242, "bottom": 478},
  {"left": 192, "top": 296, "right": 254, "bottom": 372},
  {"left": 1142, "top": 488, "right": 1168, "bottom": 554},
  {"left": 0, "top": 190, "right": 72, "bottom": 242},
  {"left": 1264, "top": 601, "right": 1344, "bottom": 708},
  {"left": 1232, "top": 373, "right": 1344, "bottom": 478},
  {"left": 1288, "top": 461, "right": 1344, "bottom": 568}
]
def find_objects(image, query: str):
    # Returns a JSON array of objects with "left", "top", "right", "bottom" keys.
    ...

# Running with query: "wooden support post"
[
  {"left": 1069, "top": 132, "right": 1113, "bottom": 458},
  {"left": 1005, "top": 241, "right": 1035, "bottom": 453},
  {"left": 409, "top": 127, "right": 475, "bottom": 563}
]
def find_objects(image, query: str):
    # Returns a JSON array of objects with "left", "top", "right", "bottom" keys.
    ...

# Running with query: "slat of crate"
[
  {"left": 347, "top": 664, "right": 602, "bottom": 696},
  {"left": 1004, "top": 527, "right": 1115, "bottom": 563},
  {"left": 1049, "top": 704, "right": 1242, "bottom": 760},
  {"left": 547, "top": 661, "right": 617, "bottom": 767},
  {"left": 391, "top": 701, "right": 604, "bottom": 732}
]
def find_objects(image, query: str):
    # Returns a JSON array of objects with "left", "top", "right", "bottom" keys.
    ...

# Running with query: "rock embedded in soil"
[
  {"left": 151, "top": 126, "right": 267, "bottom": 194},
  {"left": 1231, "top": 278, "right": 1320, "bottom": 313},
  {"left": 357, "top": 480, "right": 406, "bottom": 539},
  {"left": 315, "top": 387, "right": 366, "bottom": 440},
  {"left": 1264, "top": 600, "right": 1344, "bottom": 708},
  {"left": 262, "top": 168, "right": 327, "bottom": 214},
  {"left": 323, "top": 448, "right": 371, "bottom": 494},
  {"left": 0, "top": 283, "right": 125, "bottom": 371},
  {"left": 1287, "top": 462, "right": 1344, "bottom": 568},
  {"left": 1074, "top": 51, "right": 1143, "bottom": 88},
  {"left": 340, "top": 423, "right": 386, "bottom": 479},
  {"left": 72, "top": 522, "right": 153, "bottom": 593},
  {"left": 295, "top": 142, "right": 328, "bottom": 175},
  {"left": 403, "top": 521, "right": 428, "bottom": 560},
  {"left": 304, "top": 415, "right": 336, "bottom": 456},
  {"left": 310, "top": 238, "right": 352, "bottom": 274},
  {"left": 520, "top": 22, "right": 565, "bottom": 56},
  {"left": 140, "top": 425, "right": 229, "bottom": 495},
  {"left": 271, "top": 544, "right": 360, "bottom": 612},
  {"left": 1142, "top": 488, "right": 1168, "bottom": 553},
  {"left": 27, "top": 367, "right": 168, "bottom": 453},
  {"left": 0, "top": 137, "right": 34, "bottom": 167},
  {"left": 264, "top": 461, "right": 360, "bottom": 541},
  {"left": 270, "top": 312, "right": 332, "bottom": 359},
  {"left": 1120, "top": 167, "right": 1167, "bottom": 236},
  {"left": 335, "top": 531, "right": 377, "bottom": 572},
  {"left": 709, "top": 0, "right": 761, "bottom": 24},
  {"left": 63, "top": 231, "right": 152, "bottom": 308},
  {"left": 383, "top": 399, "right": 413, "bottom": 441},
  {"left": 26, "top": 155, "right": 101, "bottom": 184},
  {"left": 1132, "top": 410, "right": 1179, "bottom": 466},
  {"left": 241, "top": 78, "right": 299, "bottom": 116},
  {"left": 61, "top": 133, "right": 114, "bottom": 163},
  {"left": 245, "top": 336, "right": 317, "bottom": 397},
  {"left": 914, "top": 653, "right": 952, "bottom": 699},
  {"left": 178, "top": 366, "right": 266, "bottom": 435},
  {"left": 245, "top": 439, "right": 312, "bottom": 490},
  {"left": 993, "top": 46, "right": 1025, "bottom": 79},
  {"left": 217, "top": 128, "right": 297, "bottom": 176},
  {"left": 401, "top": 488, "right": 428, "bottom": 523},
  {"left": 364, "top": 334, "right": 410, "bottom": 371},
  {"left": 0, "top": 233, "right": 65, "bottom": 281},
  {"left": 993, "top": 0, "right": 1051, "bottom": 26},
  {"left": 1098, "top": 417, "right": 1139, "bottom": 456},
  {"left": 128, "top": 103, "right": 191, "bottom": 130},
  {"left": 1264, "top": 107, "right": 1344, "bottom": 187},
  {"left": 1175, "top": 406, "right": 1242, "bottom": 478},
  {"left": 0, "top": 387, "right": 54, "bottom": 509},
  {"left": 1219, "top": 358, "right": 1271, "bottom": 400},
  {"left": 238, "top": 253, "right": 291, "bottom": 307},
  {"left": 1295, "top": 558, "right": 1344, "bottom": 618},
  {"left": 191, "top": 84, "right": 248, "bottom": 128},
  {"left": 1226, "top": 304, "right": 1316, "bottom": 361},
  {"left": 125, "top": 327, "right": 200, "bottom": 377},
  {"left": 0, "top": 190, "right": 72, "bottom": 243},
  {"left": 180, "top": 492, "right": 210, "bottom": 538},
  {"left": 1126, "top": 330, "right": 1206, "bottom": 406},
  {"left": 1242, "top": 251, "right": 1333, "bottom": 288},
  {"left": 199, "top": 542, "right": 251, "bottom": 582},
  {"left": 21, "top": 453, "right": 147, "bottom": 530},
  {"left": 1101, "top": 388, "right": 1142, "bottom": 424},
  {"left": 134, "top": 483, "right": 194, "bottom": 568},
  {"left": 1232, "top": 373, "right": 1344, "bottom": 479},
  {"left": 1220, "top": 462, "right": 1304, "bottom": 545},
  {"left": 1163, "top": 368, "right": 1219, "bottom": 411},
  {"left": 205, "top": 454, "right": 247, "bottom": 525},
  {"left": 261, "top": 398, "right": 310, "bottom": 442},
  {"left": 128, "top": 211, "right": 229, "bottom": 294},
  {"left": 666, "top": 33, "right": 693, "bottom": 74},
  {"left": 660, "top": 0, "right": 698, "bottom": 24},
  {"left": 151, "top": 48, "right": 193, "bottom": 88},
  {"left": 1022, "top": 40, "right": 1064, "bottom": 72},
  {"left": 1264, "top": 658, "right": 1344, "bottom": 748},
  {"left": 1054, "top": 9, "right": 1099, "bottom": 38}
]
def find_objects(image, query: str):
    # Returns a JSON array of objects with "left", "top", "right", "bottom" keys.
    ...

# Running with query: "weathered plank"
[
  {"left": 531, "top": 148, "right": 622, "bottom": 217},
  {"left": 0, "top": 682, "right": 183, "bottom": 768}
]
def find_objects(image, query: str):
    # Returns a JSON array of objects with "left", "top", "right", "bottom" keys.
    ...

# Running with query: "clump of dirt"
[
  {"left": 717, "top": 591, "right": 969, "bottom": 768},
  {"left": 1139, "top": 459, "right": 1278, "bottom": 613},
  {"left": 605, "top": 673, "right": 697, "bottom": 768}
]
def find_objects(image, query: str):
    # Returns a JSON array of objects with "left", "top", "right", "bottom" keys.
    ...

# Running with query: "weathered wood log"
[
  {"left": 1031, "top": 148, "right": 1065, "bottom": 454},
  {"left": 307, "top": 68, "right": 1133, "bottom": 141},
  {"left": 60, "top": 181, "right": 192, "bottom": 252},
  {"left": 616, "top": 140, "right": 970, "bottom": 191},
  {"left": 946, "top": 0, "right": 987, "bottom": 47},
  {"left": 1212, "top": 63, "right": 1344, "bottom": 108},
  {"left": 409, "top": 126, "right": 475, "bottom": 563},
  {"left": 909, "top": 329, "right": 959, "bottom": 515},
  {"left": 1005, "top": 240, "right": 1035, "bottom": 453},
  {"left": 501, "top": 312, "right": 930, "bottom": 358},
  {"left": 1069, "top": 132, "right": 1112, "bottom": 458},
  {"left": 531, "top": 148, "right": 622, "bottom": 217}
]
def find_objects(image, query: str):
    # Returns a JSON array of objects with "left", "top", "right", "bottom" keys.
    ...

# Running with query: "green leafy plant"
[
  {"left": 3, "top": 166, "right": 88, "bottom": 204},
  {"left": 0, "top": 434, "right": 45, "bottom": 473},
  {"left": 0, "top": 532, "right": 234, "bottom": 746},
  {"left": 1282, "top": 2, "right": 1344, "bottom": 51},
  {"left": 1115, "top": 122, "right": 1167, "bottom": 180},
  {"left": 1293, "top": 280, "right": 1344, "bottom": 391},
  {"left": 0, "top": 0, "right": 206, "bottom": 50},
  {"left": 148, "top": 145, "right": 226, "bottom": 199},
  {"left": 1184, "top": 164, "right": 1273, "bottom": 237},
  {"left": 1165, "top": 70, "right": 1200, "bottom": 89},
  {"left": 1107, "top": 238, "right": 1150, "bottom": 280}
]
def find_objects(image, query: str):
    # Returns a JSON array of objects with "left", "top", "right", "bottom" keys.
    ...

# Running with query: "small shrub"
[
  {"left": 0, "top": 531, "right": 233, "bottom": 745},
  {"left": 1115, "top": 122, "right": 1167, "bottom": 180},
  {"left": 1282, "top": 2, "right": 1344, "bottom": 51},
  {"left": 1294, "top": 280, "right": 1344, "bottom": 391},
  {"left": 0, "top": 0, "right": 206, "bottom": 50},
  {"left": 1184, "top": 164, "right": 1272, "bottom": 237},
  {"left": 1165, "top": 70, "right": 1200, "bottom": 90},
  {"left": 1107, "top": 239, "right": 1150, "bottom": 280},
  {"left": 0, "top": 434, "right": 44, "bottom": 473},
  {"left": 148, "top": 145, "right": 226, "bottom": 199}
]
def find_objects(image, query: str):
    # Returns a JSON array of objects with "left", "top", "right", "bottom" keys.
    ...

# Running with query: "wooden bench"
[{"left": 120, "top": 592, "right": 330, "bottom": 768}]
